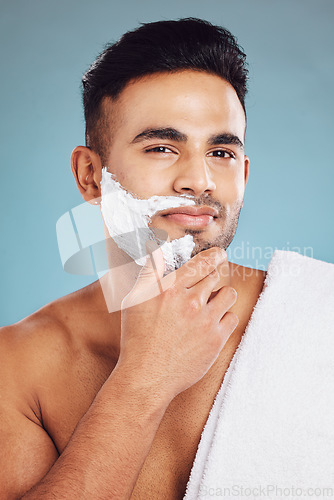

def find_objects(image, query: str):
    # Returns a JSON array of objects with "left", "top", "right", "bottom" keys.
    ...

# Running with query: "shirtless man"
[{"left": 0, "top": 18, "right": 266, "bottom": 499}]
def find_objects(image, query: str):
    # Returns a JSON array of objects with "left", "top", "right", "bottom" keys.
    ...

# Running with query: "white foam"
[{"left": 100, "top": 167, "right": 196, "bottom": 272}]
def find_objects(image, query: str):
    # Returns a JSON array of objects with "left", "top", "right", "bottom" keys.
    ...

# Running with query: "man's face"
[{"left": 103, "top": 70, "right": 249, "bottom": 256}]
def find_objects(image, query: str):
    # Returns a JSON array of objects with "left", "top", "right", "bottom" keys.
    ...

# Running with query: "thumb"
[
  {"left": 136, "top": 240, "right": 164, "bottom": 285},
  {"left": 125, "top": 241, "right": 165, "bottom": 307}
]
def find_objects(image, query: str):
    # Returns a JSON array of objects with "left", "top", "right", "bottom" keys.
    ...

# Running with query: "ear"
[
  {"left": 244, "top": 155, "right": 250, "bottom": 187},
  {"left": 71, "top": 146, "right": 102, "bottom": 204}
]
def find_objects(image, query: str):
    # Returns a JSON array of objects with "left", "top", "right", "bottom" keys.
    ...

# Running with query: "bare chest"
[
  {"left": 130, "top": 354, "right": 235, "bottom": 500},
  {"left": 43, "top": 351, "right": 230, "bottom": 500},
  {"left": 129, "top": 273, "right": 267, "bottom": 498}
]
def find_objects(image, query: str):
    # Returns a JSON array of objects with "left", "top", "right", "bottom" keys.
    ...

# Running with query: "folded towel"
[{"left": 184, "top": 250, "right": 334, "bottom": 499}]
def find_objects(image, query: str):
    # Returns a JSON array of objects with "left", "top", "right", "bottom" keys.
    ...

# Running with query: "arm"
[
  {"left": 0, "top": 324, "right": 169, "bottom": 500},
  {"left": 21, "top": 365, "right": 170, "bottom": 499},
  {"left": 1, "top": 247, "right": 237, "bottom": 499}
]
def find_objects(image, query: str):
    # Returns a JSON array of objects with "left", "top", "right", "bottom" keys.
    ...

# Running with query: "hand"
[{"left": 117, "top": 246, "right": 238, "bottom": 403}]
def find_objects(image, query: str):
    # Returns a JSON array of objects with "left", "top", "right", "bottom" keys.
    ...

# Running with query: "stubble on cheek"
[{"left": 188, "top": 198, "right": 244, "bottom": 257}]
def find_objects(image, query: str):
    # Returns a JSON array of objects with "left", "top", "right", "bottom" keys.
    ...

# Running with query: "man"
[{"left": 1, "top": 18, "right": 332, "bottom": 500}]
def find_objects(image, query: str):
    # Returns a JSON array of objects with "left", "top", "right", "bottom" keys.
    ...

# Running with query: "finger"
[
  {"left": 217, "top": 311, "right": 240, "bottom": 346},
  {"left": 190, "top": 268, "right": 222, "bottom": 306},
  {"left": 146, "top": 240, "right": 178, "bottom": 293},
  {"left": 135, "top": 240, "right": 164, "bottom": 284},
  {"left": 175, "top": 247, "right": 228, "bottom": 289},
  {"left": 208, "top": 286, "right": 238, "bottom": 320},
  {"left": 122, "top": 241, "right": 166, "bottom": 308},
  {"left": 212, "top": 257, "right": 231, "bottom": 292}
]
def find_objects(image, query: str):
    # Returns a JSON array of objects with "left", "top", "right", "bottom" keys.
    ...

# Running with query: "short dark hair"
[{"left": 82, "top": 17, "right": 248, "bottom": 163}]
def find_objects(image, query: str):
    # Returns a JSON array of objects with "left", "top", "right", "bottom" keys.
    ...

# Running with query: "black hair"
[{"left": 82, "top": 17, "right": 248, "bottom": 163}]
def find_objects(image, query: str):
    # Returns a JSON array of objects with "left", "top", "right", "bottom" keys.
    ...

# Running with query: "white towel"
[{"left": 184, "top": 250, "right": 334, "bottom": 500}]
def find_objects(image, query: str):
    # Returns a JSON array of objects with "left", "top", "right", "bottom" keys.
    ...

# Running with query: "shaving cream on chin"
[{"left": 100, "top": 167, "right": 196, "bottom": 272}]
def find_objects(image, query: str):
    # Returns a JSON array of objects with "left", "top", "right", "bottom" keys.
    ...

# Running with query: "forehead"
[{"left": 107, "top": 70, "right": 246, "bottom": 139}]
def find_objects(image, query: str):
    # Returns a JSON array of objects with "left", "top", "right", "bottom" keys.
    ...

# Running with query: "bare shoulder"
[
  {"left": 0, "top": 282, "right": 116, "bottom": 498},
  {"left": 0, "top": 284, "right": 102, "bottom": 498},
  {"left": 227, "top": 263, "right": 267, "bottom": 337},
  {"left": 1, "top": 296, "right": 76, "bottom": 368},
  {"left": 0, "top": 302, "right": 74, "bottom": 411},
  {"left": 0, "top": 281, "right": 105, "bottom": 408},
  {"left": 230, "top": 261, "right": 267, "bottom": 292},
  {"left": 0, "top": 302, "right": 75, "bottom": 496}
]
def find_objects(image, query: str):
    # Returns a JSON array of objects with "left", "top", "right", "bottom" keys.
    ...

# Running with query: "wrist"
[{"left": 108, "top": 362, "right": 173, "bottom": 413}]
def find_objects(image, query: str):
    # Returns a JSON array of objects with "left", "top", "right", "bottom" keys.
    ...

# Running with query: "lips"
[
  {"left": 158, "top": 205, "right": 218, "bottom": 229},
  {"left": 158, "top": 206, "right": 219, "bottom": 218}
]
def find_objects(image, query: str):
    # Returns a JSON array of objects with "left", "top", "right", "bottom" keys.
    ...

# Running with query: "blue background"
[{"left": 1, "top": 0, "right": 333, "bottom": 325}]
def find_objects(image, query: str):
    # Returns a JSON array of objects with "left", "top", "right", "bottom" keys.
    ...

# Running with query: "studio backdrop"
[{"left": 1, "top": 0, "right": 333, "bottom": 325}]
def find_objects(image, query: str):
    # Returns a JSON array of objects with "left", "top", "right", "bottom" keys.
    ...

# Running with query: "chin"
[
  {"left": 150, "top": 218, "right": 219, "bottom": 242},
  {"left": 190, "top": 229, "right": 236, "bottom": 258},
  {"left": 150, "top": 217, "right": 237, "bottom": 259}
]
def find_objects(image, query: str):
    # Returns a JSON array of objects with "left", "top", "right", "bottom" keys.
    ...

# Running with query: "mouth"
[{"left": 157, "top": 206, "right": 218, "bottom": 229}]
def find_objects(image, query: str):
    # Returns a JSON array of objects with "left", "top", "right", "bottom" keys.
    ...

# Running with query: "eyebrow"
[
  {"left": 131, "top": 127, "right": 187, "bottom": 144},
  {"left": 207, "top": 133, "right": 244, "bottom": 150},
  {"left": 130, "top": 127, "right": 244, "bottom": 150}
]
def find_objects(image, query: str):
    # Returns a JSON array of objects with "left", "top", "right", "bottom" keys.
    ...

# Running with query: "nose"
[{"left": 173, "top": 156, "right": 216, "bottom": 196}]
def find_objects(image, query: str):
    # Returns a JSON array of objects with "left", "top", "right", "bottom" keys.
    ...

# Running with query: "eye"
[
  {"left": 144, "top": 146, "right": 175, "bottom": 154},
  {"left": 207, "top": 149, "right": 235, "bottom": 159}
]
